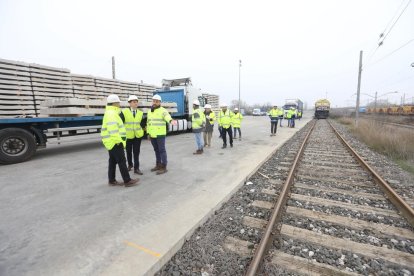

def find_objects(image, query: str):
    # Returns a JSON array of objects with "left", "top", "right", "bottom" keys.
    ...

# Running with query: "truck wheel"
[{"left": 0, "top": 128, "right": 36, "bottom": 164}]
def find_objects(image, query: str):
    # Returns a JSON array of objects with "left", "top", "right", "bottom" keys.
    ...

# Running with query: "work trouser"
[
  {"left": 108, "top": 144, "right": 131, "bottom": 183},
  {"left": 151, "top": 137, "right": 167, "bottom": 165},
  {"left": 279, "top": 116, "right": 283, "bottom": 126},
  {"left": 291, "top": 115, "right": 296, "bottom": 128},
  {"left": 203, "top": 131, "right": 213, "bottom": 146},
  {"left": 126, "top": 137, "right": 142, "bottom": 170},
  {"left": 194, "top": 132, "right": 204, "bottom": 150},
  {"left": 233, "top": 127, "right": 241, "bottom": 138},
  {"left": 221, "top": 126, "right": 233, "bottom": 146},
  {"left": 271, "top": 120, "right": 278, "bottom": 134}
]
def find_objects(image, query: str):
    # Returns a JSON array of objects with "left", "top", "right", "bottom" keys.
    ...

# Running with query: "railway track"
[
  {"left": 239, "top": 119, "right": 414, "bottom": 275},
  {"left": 157, "top": 119, "right": 414, "bottom": 275}
]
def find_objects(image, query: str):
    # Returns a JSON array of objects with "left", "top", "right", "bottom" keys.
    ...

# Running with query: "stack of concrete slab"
[
  {"left": 29, "top": 63, "right": 73, "bottom": 115},
  {"left": 0, "top": 59, "right": 37, "bottom": 117},
  {"left": 202, "top": 93, "right": 220, "bottom": 114},
  {"left": 40, "top": 98, "right": 178, "bottom": 116},
  {"left": 71, "top": 74, "right": 104, "bottom": 100},
  {"left": 0, "top": 58, "right": 160, "bottom": 118}
]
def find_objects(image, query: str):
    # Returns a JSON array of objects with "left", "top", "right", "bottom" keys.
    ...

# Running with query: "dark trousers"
[
  {"left": 222, "top": 126, "right": 233, "bottom": 146},
  {"left": 233, "top": 127, "right": 241, "bottom": 138},
  {"left": 150, "top": 137, "right": 167, "bottom": 165},
  {"left": 291, "top": 116, "right": 296, "bottom": 128},
  {"left": 126, "top": 137, "right": 142, "bottom": 169},
  {"left": 271, "top": 121, "right": 278, "bottom": 134},
  {"left": 108, "top": 144, "right": 131, "bottom": 183},
  {"left": 279, "top": 116, "right": 283, "bottom": 126}
]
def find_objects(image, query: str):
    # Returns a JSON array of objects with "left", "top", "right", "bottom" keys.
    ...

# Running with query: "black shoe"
[
  {"left": 134, "top": 169, "right": 143, "bottom": 175},
  {"left": 230, "top": 144, "right": 233, "bottom": 148},
  {"left": 222, "top": 144, "right": 227, "bottom": 149},
  {"left": 127, "top": 165, "right": 133, "bottom": 171}
]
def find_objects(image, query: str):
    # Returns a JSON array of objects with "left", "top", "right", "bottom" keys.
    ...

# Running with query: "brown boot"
[
  {"left": 108, "top": 180, "right": 123, "bottom": 186},
  {"left": 151, "top": 163, "right": 161, "bottom": 172},
  {"left": 124, "top": 178, "right": 139, "bottom": 187},
  {"left": 193, "top": 150, "right": 202, "bottom": 155},
  {"left": 156, "top": 164, "right": 168, "bottom": 175}
]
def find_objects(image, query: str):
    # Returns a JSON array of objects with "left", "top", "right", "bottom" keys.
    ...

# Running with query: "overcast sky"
[{"left": 1, "top": 0, "right": 413, "bottom": 108}]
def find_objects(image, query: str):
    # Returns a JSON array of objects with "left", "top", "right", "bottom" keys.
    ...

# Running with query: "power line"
[
  {"left": 367, "top": 0, "right": 411, "bottom": 63},
  {"left": 378, "top": 0, "right": 412, "bottom": 46},
  {"left": 368, "top": 37, "right": 414, "bottom": 67},
  {"left": 379, "top": 0, "right": 407, "bottom": 42}
]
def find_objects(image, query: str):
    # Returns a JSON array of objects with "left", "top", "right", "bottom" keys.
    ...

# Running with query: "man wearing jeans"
[
  {"left": 192, "top": 99, "right": 206, "bottom": 155},
  {"left": 147, "top": 94, "right": 176, "bottom": 174}
]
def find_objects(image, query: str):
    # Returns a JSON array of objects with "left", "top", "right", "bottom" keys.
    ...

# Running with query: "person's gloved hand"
[{"left": 122, "top": 137, "right": 126, "bottom": 141}]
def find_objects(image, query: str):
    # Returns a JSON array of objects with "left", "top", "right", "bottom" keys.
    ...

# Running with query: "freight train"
[
  {"left": 314, "top": 99, "right": 330, "bottom": 119},
  {"left": 366, "top": 105, "right": 414, "bottom": 115}
]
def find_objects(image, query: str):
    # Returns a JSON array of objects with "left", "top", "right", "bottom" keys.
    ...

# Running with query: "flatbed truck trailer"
[{"left": 0, "top": 116, "right": 104, "bottom": 164}]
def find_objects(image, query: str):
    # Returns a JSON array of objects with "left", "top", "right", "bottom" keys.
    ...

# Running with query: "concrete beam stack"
[{"left": 0, "top": 58, "right": 160, "bottom": 118}]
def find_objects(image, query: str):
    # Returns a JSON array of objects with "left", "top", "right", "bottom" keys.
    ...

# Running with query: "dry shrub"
[
  {"left": 336, "top": 117, "right": 353, "bottom": 125},
  {"left": 351, "top": 119, "right": 414, "bottom": 161}
]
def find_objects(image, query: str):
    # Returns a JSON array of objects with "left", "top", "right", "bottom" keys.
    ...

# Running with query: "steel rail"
[
  {"left": 328, "top": 120, "right": 414, "bottom": 228},
  {"left": 245, "top": 119, "right": 317, "bottom": 276}
]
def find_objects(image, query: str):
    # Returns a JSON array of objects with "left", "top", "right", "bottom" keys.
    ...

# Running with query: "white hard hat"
[
  {"left": 193, "top": 99, "right": 200, "bottom": 106},
  {"left": 204, "top": 104, "right": 212, "bottom": 109},
  {"left": 107, "top": 94, "right": 121, "bottom": 103},
  {"left": 221, "top": 103, "right": 227, "bottom": 107},
  {"left": 234, "top": 107, "right": 239, "bottom": 111},
  {"left": 152, "top": 94, "right": 162, "bottom": 101},
  {"left": 128, "top": 95, "right": 139, "bottom": 102}
]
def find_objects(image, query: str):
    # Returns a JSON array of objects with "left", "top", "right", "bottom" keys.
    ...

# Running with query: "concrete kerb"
[{"left": 146, "top": 121, "right": 312, "bottom": 275}]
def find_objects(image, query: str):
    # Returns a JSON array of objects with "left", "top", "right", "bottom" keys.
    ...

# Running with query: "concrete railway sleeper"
[{"left": 156, "top": 120, "right": 414, "bottom": 275}]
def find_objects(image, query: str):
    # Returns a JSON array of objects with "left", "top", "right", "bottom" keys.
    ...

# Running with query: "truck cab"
[{"left": 155, "top": 78, "right": 206, "bottom": 131}]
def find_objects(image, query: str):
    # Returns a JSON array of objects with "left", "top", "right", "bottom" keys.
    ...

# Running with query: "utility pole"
[
  {"left": 112, "top": 56, "right": 116, "bottom": 79},
  {"left": 238, "top": 60, "right": 242, "bottom": 110},
  {"left": 355, "top": 51, "right": 363, "bottom": 127},
  {"left": 374, "top": 91, "right": 378, "bottom": 111}
]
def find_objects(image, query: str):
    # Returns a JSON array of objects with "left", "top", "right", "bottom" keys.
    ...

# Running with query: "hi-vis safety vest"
[
  {"left": 269, "top": 108, "right": 279, "bottom": 121},
  {"left": 218, "top": 110, "right": 234, "bottom": 129},
  {"left": 122, "top": 108, "right": 144, "bottom": 139},
  {"left": 205, "top": 111, "right": 216, "bottom": 124},
  {"left": 277, "top": 108, "right": 284, "bottom": 117},
  {"left": 232, "top": 112, "right": 243, "bottom": 128},
  {"left": 101, "top": 105, "right": 127, "bottom": 150},
  {"left": 147, "top": 106, "right": 172, "bottom": 138},
  {"left": 192, "top": 108, "right": 206, "bottom": 131}
]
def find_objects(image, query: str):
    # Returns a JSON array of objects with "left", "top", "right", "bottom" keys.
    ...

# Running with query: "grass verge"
[{"left": 335, "top": 117, "right": 414, "bottom": 175}]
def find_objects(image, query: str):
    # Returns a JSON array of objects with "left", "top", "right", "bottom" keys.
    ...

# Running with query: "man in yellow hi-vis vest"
[
  {"left": 120, "top": 95, "right": 144, "bottom": 175},
  {"left": 147, "top": 94, "right": 177, "bottom": 175},
  {"left": 218, "top": 103, "right": 234, "bottom": 149},
  {"left": 268, "top": 104, "right": 279, "bottom": 136},
  {"left": 192, "top": 99, "right": 206, "bottom": 155},
  {"left": 101, "top": 94, "right": 138, "bottom": 187},
  {"left": 232, "top": 107, "right": 243, "bottom": 140}
]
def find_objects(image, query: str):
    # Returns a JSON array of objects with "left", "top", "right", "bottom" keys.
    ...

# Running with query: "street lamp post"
[{"left": 238, "top": 60, "right": 242, "bottom": 110}]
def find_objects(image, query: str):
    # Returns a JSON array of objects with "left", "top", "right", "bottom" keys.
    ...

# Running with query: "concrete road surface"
[{"left": 0, "top": 115, "right": 312, "bottom": 275}]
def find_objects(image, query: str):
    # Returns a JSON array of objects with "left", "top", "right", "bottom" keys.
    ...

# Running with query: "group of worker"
[
  {"left": 191, "top": 100, "right": 243, "bottom": 154},
  {"left": 101, "top": 93, "right": 302, "bottom": 187},
  {"left": 100, "top": 94, "right": 245, "bottom": 187},
  {"left": 268, "top": 104, "right": 301, "bottom": 133}
]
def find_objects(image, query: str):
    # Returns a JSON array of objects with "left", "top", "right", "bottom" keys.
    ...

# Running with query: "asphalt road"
[{"left": 0, "top": 115, "right": 310, "bottom": 276}]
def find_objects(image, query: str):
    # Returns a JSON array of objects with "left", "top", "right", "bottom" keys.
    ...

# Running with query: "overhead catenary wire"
[
  {"left": 366, "top": 0, "right": 412, "bottom": 63},
  {"left": 378, "top": 0, "right": 412, "bottom": 46},
  {"left": 369, "top": 37, "right": 414, "bottom": 67}
]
